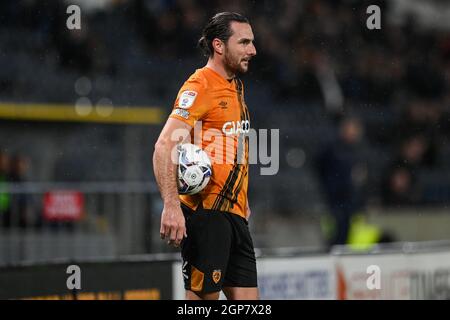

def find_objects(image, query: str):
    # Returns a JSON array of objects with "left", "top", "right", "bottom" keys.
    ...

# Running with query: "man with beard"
[{"left": 153, "top": 12, "right": 258, "bottom": 300}]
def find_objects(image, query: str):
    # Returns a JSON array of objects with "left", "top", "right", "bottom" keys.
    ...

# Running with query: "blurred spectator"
[
  {"left": 316, "top": 117, "right": 367, "bottom": 246},
  {"left": 9, "top": 154, "right": 32, "bottom": 228},
  {"left": 8, "top": 154, "right": 30, "bottom": 182},
  {"left": 381, "top": 167, "right": 419, "bottom": 206},
  {"left": 397, "top": 100, "right": 442, "bottom": 167},
  {"left": 394, "top": 135, "right": 428, "bottom": 168},
  {"left": 0, "top": 150, "right": 11, "bottom": 227},
  {"left": 381, "top": 135, "right": 427, "bottom": 206}
]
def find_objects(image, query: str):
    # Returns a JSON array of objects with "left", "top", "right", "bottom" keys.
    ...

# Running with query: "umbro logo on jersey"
[{"left": 219, "top": 101, "right": 228, "bottom": 109}]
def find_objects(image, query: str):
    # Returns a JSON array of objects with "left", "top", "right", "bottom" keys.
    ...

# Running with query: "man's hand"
[
  {"left": 246, "top": 201, "right": 251, "bottom": 221},
  {"left": 160, "top": 204, "right": 187, "bottom": 247}
]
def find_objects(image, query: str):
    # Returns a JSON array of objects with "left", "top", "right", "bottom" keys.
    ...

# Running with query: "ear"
[{"left": 212, "top": 38, "right": 224, "bottom": 55}]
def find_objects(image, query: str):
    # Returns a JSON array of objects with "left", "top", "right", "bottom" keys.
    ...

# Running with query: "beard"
[{"left": 223, "top": 47, "right": 249, "bottom": 75}]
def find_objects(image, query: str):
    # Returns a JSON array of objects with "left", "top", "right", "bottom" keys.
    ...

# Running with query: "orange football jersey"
[{"left": 169, "top": 67, "right": 250, "bottom": 218}]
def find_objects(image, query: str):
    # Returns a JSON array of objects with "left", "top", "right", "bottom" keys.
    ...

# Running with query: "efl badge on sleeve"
[{"left": 179, "top": 90, "right": 197, "bottom": 109}]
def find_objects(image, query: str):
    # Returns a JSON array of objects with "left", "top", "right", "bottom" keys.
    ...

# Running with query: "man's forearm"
[{"left": 153, "top": 140, "right": 180, "bottom": 207}]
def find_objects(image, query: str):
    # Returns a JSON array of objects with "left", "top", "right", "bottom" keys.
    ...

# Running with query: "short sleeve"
[{"left": 169, "top": 79, "right": 209, "bottom": 127}]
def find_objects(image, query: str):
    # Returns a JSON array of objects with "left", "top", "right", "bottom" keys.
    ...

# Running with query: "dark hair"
[{"left": 198, "top": 12, "right": 249, "bottom": 57}]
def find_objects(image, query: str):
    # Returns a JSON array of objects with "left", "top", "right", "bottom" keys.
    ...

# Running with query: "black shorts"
[{"left": 180, "top": 204, "right": 258, "bottom": 294}]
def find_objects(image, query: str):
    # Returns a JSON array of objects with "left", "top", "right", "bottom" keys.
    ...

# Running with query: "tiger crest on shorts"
[{"left": 212, "top": 270, "right": 222, "bottom": 284}]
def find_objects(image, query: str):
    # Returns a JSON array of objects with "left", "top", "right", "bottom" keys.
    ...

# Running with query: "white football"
[{"left": 177, "top": 143, "right": 212, "bottom": 195}]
